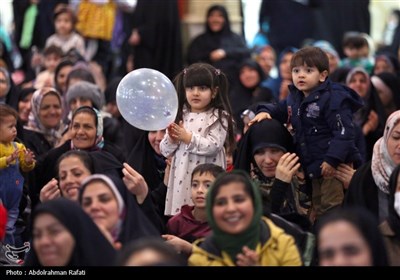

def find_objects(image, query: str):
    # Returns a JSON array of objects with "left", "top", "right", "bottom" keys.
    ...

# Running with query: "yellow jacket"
[
  {"left": 0, "top": 142, "right": 35, "bottom": 172},
  {"left": 189, "top": 217, "right": 302, "bottom": 266}
]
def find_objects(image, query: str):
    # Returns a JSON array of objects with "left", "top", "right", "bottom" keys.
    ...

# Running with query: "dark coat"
[
  {"left": 257, "top": 79, "right": 363, "bottom": 178},
  {"left": 130, "top": 0, "right": 182, "bottom": 80},
  {"left": 343, "top": 161, "right": 381, "bottom": 220}
]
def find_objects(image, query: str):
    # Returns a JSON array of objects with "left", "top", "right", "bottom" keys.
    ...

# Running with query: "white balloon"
[{"left": 116, "top": 68, "right": 178, "bottom": 131}]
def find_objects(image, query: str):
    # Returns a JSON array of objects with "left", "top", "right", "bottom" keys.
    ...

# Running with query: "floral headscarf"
[
  {"left": 371, "top": 110, "right": 400, "bottom": 194},
  {"left": 25, "top": 87, "right": 64, "bottom": 147}
]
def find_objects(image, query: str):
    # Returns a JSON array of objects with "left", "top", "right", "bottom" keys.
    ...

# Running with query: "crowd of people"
[{"left": 0, "top": 1, "right": 400, "bottom": 267}]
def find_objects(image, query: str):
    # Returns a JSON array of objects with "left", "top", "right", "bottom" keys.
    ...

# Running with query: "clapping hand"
[
  {"left": 24, "top": 149, "right": 36, "bottom": 165},
  {"left": 167, "top": 121, "right": 192, "bottom": 144}
]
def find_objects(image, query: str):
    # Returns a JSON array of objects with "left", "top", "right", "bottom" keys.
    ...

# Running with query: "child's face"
[
  {"left": 292, "top": 64, "right": 327, "bottom": 96},
  {"left": 55, "top": 13, "right": 74, "bottom": 36},
  {"left": 185, "top": 86, "right": 214, "bottom": 113},
  {"left": 374, "top": 59, "right": 394, "bottom": 75},
  {"left": 347, "top": 72, "right": 369, "bottom": 99},
  {"left": 0, "top": 115, "right": 17, "bottom": 144},
  {"left": 212, "top": 182, "right": 254, "bottom": 234},
  {"left": 44, "top": 54, "right": 61, "bottom": 73},
  {"left": 226, "top": 153, "right": 233, "bottom": 167},
  {"left": 239, "top": 66, "right": 260, "bottom": 88},
  {"left": 191, "top": 171, "right": 215, "bottom": 209},
  {"left": 343, "top": 47, "right": 361, "bottom": 59}
]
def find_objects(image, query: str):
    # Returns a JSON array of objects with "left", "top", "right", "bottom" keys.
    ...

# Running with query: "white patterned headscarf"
[
  {"left": 371, "top": 110, "right": 400, "bottom": 194},
  {"left": 70, "top": 106, "right": 104, "bottom": 151},
  {"left": 25, "top": 87, "right": 64, "bottom": 147},
  {"left": 79, "top": 174, "right": 125, "bottom": 242}
]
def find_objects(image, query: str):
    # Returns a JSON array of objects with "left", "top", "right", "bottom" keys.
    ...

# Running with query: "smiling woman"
[
  {"left": 32, "top": 106, "right": 123, "bottom": 208},
  {"left": 25, "top": 198, "right": 116, "bottom": 266},
  {"left": 189, "top": 170, "right": 302, "bottom": 266},
  {"left": 23, "top": 87, "right": 65, "bottom": 158}
]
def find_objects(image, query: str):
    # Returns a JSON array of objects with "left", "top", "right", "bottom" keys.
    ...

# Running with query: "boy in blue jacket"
[{"left": 249, "top": 46, "right": 363, "bottom": 218}]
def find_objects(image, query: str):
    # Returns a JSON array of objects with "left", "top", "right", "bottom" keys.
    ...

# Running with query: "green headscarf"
[{"left": 206, "top": 170, "right": 263, "bottom": 263}]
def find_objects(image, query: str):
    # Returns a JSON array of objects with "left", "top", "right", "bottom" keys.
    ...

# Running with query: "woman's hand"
[
  {"left": 122, "top": 162, "right": 148, "bottom": 204},
  {"left": 236, "top": 246, "right": 260, "bottom": 266},
  {"left": 334, "top": 163, "right": 355, "bottom": 189},
  {"left": 321, "top": 161, "right": 335, "bottom": 178},
  {"left": 40, "top": 178, "right": 61, "bottom": 202},
  {"left": 275, "top": 153, "right": 301, "bottom": 183}
]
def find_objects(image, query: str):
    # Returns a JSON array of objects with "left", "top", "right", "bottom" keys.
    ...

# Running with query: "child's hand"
[
  {"left": 169, "top": 121, "right": 192, "bottom": 144},
  {"left": 40, "top": 178, "right": 61, "bottom": 202},
  {"left": 162, "top": 234, "right": 193, "bottom": 255},
  {"left": 236, "top": 246, "right": 260, "bottom": 266},
  {"left": 6, "top": 149, "right": 19, "bottom": 165},
  {"left": 163, "top": 157, "right": 172, "bottom": 186},
  {"left": 275, "top": 153, "right": 301, "bottom": 183},
  {"left": 122, "top": 163, "right": 148, "bottom": 205},
  {"left": 167, "top": 123, "right": 179, "bottom": 144},
  {"left": 248, "top": 112, "right": 271, "bottom": 127},
  {"left": 24, "top": 149, "right": 36, "bottom": 165},
  {"left": 321, "top": 161, "right": 335, "bottom": 178}
]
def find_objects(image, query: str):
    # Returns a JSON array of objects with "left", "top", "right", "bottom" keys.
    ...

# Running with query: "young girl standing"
[{"left": 160, "top": 63, "right": 235, "bottom": 216}]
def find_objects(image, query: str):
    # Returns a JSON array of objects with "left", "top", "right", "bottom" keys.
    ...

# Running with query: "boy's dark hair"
[
  {"left": 174, "top": 63, "right": 236, "bottom": 152},
  {"left": 191, "top": 163, "right": 225, "bottom": 182},
  {"left": 290, "top": 46, "right": 329, "bottom": 74},
  {"left": 0, "top": 104, "right": 18, "bottom": 123},
  {"left": 43, "top": 45, "right": 64, "bottom": 58},
  {"left": 342, "top": 32, "right": 369, "bottom": 49},
  {"left": 53, "top": 4, "right": 77, "bottom": 25}
]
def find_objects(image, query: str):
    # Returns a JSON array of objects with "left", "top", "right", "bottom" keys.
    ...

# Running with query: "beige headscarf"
[{"left": 371, "top": 110, "right": 400, "bottom": 194}]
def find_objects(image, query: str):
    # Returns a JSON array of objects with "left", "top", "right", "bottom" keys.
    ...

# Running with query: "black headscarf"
[
  {"left": 234, "top": 119, "right": 294, "bottom": 175},
  {"left": 126, "top": 131, "right": 166, "bottom": 191},
  {"left": 315, "top": 207, "right": 389, "bottom": 266},
  {"left": 79, "top": 174, "right": 160, "bottom": 245},
  {"left": 24, "top": 198, "right": 116, "bottom": 266},
  {"left": 387, "top": 165, "right": 400, "bottom": 238}
]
